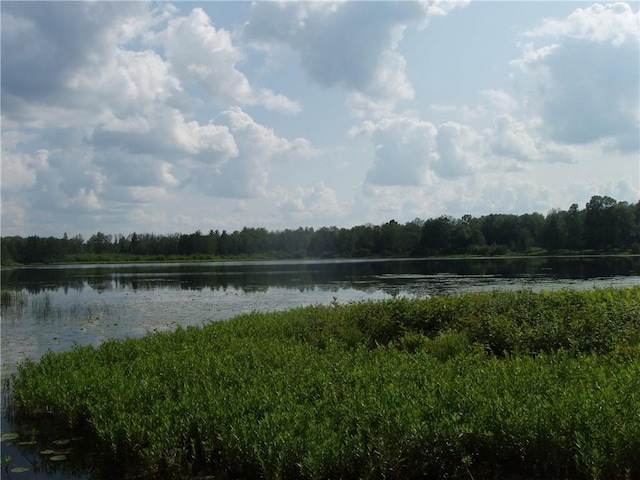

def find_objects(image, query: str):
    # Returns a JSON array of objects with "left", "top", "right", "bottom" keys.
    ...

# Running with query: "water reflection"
[{"left": 3, "top": 256, "right": 639, "bottom": 294}]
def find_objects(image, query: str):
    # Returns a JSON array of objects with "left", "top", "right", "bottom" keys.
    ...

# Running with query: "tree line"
[{"left": 2, "top": 195, "right": 639, "bottom": 265}]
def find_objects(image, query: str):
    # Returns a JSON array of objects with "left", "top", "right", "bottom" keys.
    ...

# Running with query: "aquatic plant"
[
  {"left": 6, "top": 287, "right": 640, "bottom": 479},
  {"left": 0, "top": 290, "right": 27, "bottom": 311}
]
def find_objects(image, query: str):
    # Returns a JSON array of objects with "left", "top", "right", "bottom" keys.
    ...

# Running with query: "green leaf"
[
  {"left": 49, "top": 455, "right": 67, "bottom": 461},
  {"left": 10, "top": 467, "right": 29, "bottom": 473},
  {"left": 1, "top": 433, "right": 19, "bottom": 442},
  {"left": 40, "top": 449, "right": 55, "bottom": 455}
]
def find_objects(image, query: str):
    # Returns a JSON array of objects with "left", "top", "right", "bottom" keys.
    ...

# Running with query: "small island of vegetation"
[{"left": 6, "top": 287, "right": 640, "bottom": 479}]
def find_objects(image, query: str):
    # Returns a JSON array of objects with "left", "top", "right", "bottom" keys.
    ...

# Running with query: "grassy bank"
[
  {"left": 7, "top": 288, "right": 640, "bottom": 479},
  {"left": 4, "top": 250, "right": 639, "bottom": 267}
]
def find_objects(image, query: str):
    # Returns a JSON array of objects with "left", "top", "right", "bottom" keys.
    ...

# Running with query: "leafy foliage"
[
  {"left": 2, "top": 195, "right": 639, "bottom": 264},
  {"left": 7, "top": 287, "right": 640, "bottom": 479}
]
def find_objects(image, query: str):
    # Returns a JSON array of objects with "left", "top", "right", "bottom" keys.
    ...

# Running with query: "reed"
[
  {"left": 7, "top": 287, "right": 640, "bottom": 479},
  {"left": 0, "top": 290, "right": 27, "bottom": 310}
]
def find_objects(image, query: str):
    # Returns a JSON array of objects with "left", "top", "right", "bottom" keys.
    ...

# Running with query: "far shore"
[{"left": 3, "top": 250, "right": 640, "bottom": 269}]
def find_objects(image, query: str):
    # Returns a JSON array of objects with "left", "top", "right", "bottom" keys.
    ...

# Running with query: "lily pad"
[
  {"left": 52, "top": 439, "right": 70, "bottom": 446},
  {"left": 18, "top": 441, "right": 37, "bottom": 446},
  {"left": 1, "top": 433, "right": 19, "bottom": 442},
  {"left": 49, "top": 455, "right": 67, "bottom": 462},
  {"left": 40, "top": 449, "right": 55, "bottom": 455},
  {"left": 10, "top": 467, "right": 29, "bottom": 473}
]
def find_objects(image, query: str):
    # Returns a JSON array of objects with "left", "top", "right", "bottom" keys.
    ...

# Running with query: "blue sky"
[{"left": 1, "top": 1, "right": 639, "bottom": 238}]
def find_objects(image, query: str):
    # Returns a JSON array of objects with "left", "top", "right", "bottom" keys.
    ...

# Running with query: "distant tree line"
[{"left": 2, "top": 195, "right": 639, "bottom": 265}]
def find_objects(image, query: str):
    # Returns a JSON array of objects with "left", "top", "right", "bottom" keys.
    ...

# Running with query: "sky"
[{"left": 1, "top": 1, "right": 639, "bottom": 238}]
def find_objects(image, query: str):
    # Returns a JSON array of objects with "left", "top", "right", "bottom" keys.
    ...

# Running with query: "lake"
[{"left": 1, "top": 256, "right": 639, "bottom": 479}]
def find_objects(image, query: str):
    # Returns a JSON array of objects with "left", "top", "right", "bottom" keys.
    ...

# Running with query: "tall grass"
[
  {"left": 7, "top": 287, "right": 640, "bottom": 479},
  {"left": 1, "top": 289, "right": 27, "bottom": 310}
]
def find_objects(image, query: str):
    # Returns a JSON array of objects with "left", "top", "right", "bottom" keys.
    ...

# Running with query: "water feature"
[{"left": 1, "top": 256, "right": 639, "bottom": 478}]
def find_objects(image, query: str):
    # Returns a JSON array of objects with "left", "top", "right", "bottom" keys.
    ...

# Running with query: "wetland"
[{"left": 1, "top": 256, "right": 640, "bottom": 479}]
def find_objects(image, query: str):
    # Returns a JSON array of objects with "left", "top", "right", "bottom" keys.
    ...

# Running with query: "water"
[{"left": 1, "top": 256, "right": 639, "bottom": 478}]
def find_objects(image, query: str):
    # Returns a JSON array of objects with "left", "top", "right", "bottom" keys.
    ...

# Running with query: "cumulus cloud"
[
  {"left": 243, "top": 1, "right": 467, "bottom": 116},
  {"left": 351, "top": 115, "right": 437, "bottom": 186},
  {"left": 352, "top": 173, "right": 557, "bottom": 226},
  {"left": 513, "top": 2, "right": 639, "bottom": 151},
  {"left": 485, "top": 114, "right": 541, "bottom": 163},
  {"left": 16, "top": 146, "right": 108, "bottom": 216},
  {"left": 2, "top": 1, "right": 636, "bottom": 238},
  {"left": 151, "top": 7, "right": 300, "bottom": 113},
  {"left": 2, "top": 3, "right": 299, "bottom": 121},
  {"left": 1, "top": 1, "right": 314, "bottom": 236},
  {"left": 469, "top": 178, "right": 553, "bottom": 216},
  {"left": 354, "top": 183, "right": 422, "bottom": 222},
  {"left": 272, "top": 182, "right": 345, "bottom": 224},
  {"left": 0, "top": 132, "right": 48, "bottom": 191},
  {"left": 480, "top": 89, "right": 519, "bottom": 114},
  {"left": 525, "top": 2, "right": 639, "bottom": 46},
  {"left": 352, "top": 114, "right": 487, "bottom": 187},
  {"left": 68, "top": 48, "right": 181, "bottom": 113},
  {"left": 435, "top": 122, "right": 484, "bottom": 178},
  {"left": 191, "top": 107, "right": 317, "bottom": 198},
  {"left": 1, "top": 2, "right": 156, "bottom": 121},
  {"left": 353, "top": 95, "right": 586, "bottom": 193}
]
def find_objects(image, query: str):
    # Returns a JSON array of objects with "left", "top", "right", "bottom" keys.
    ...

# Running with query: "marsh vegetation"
[{"left": 5, "top": 287, "right": 640, "bottom": 479}]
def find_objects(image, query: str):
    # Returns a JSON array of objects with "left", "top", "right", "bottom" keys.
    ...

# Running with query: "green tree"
[
  {"left": 584, "top": 195, "right": 617, "bottom": 250},
  {"left": 565, "top": 203, "right": 585, "bottom": 251},
  {"left": 378, "top": 220, "right": 402, "bottom": 256},
  {"left": 87, "top": 232, "right": 112, "bottom": 254},
  {"left": 419, "top": 216, "right": 453, "bottom": 255},
  {"left": 540, "top": 210, "right": 567, "bottom": 253}
]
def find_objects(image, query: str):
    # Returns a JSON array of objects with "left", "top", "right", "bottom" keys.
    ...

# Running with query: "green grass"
[{"left": 7, "top": 287, "right": 640, "bottom": 479}]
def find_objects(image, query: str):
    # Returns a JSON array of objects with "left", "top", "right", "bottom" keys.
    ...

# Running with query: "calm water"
[{"left": 1, "top": 256, "right": 639, "bottom": 478}]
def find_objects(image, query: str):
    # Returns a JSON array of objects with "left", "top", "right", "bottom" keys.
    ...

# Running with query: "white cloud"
[
  {"left": 272, "top": 182, "right": 345, "bottom": 224},
  {"left": 67, "top": 188, "right": 101, "bottom": 212},
  {"left": 354, "top": 183, "right": 421, "bottom": 222},
  {"left": 243, "top": 1, "right": 466, "bottom": 117},
  {"left": 151, "top": 7, "right": 300, "bottom": 113},
  {"left": 29, "top": 150, "right": 108, "bottom": 214},
  {"left": 191, "top": 107, "right": 316, "bottom": 198},
  {"left": 0, "top": 132, "right": 47, "bottom": 191},
  {"left": 1, "top": 2, "right": 156, "bottom": 119},
  {"left": 0, "top": 2, "right": 315, "bottom": 236},
  {"left": 486, "top": 114, "right": 540, "bottom": 163},
  {"left": 0, "top": 147, "right": 47, "bottom": 192},
  {"left": 480, "top": 89, "right": 519, "bottom": 114},
  {"left": 90, "top": 105, "right": 239, "bottom": 169},
  {"left": 356, "top": 115, "right": 438, "bottom": 186},
  {"left": 435, "top": 122, "right": 484, "bottom": 178},
  {"left": 353, "top": 114, "right": 488, "bottom": 187},
  {"left": 126, "top": 186, "right": 171, "bottom": 203},
  {"left": 68, "top": 48, "right": 181, "bottom": 109},
  {"left": 353, "top": 174, "right": 556, "bottom": 226},
  {"left": 468, "top": 178, "right": 553, "bottom": 216},
  {"left": 513, "top": 2, "right": 639, "bottom": 151},
  {"left": 1, "top": 1, "right": 636, "bottom": 238},
  {"left": 525, "top": 2, "right": 639, "bottom": 46}
]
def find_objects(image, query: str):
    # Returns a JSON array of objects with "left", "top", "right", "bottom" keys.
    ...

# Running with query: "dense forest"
[{"left": 2, "top": 195, "right": 639, "bottom": 265}]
